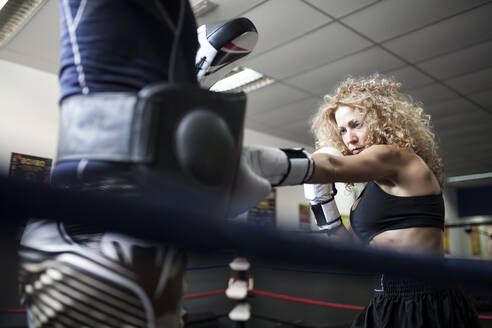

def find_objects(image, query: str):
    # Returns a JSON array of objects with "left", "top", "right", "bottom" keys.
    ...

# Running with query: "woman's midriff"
[{"left": 369, "top": 227, "right": 444, "bottom": 257}]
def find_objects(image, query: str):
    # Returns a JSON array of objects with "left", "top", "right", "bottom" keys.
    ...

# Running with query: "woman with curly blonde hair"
[{"left": 306, "top": 74, "right": 480, "bottom": 327}]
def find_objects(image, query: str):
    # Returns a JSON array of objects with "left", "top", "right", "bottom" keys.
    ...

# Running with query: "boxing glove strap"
[
  {"left": 310, "top": 197, "right": 342, "bottom": 230},
  {"left": 274, "top": 148, "right": 314, "bottom": 186}
]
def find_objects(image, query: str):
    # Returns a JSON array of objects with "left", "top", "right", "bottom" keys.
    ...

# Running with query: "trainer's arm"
[{"left": 308, "top": 145, "right": 402, "bottom": 184}]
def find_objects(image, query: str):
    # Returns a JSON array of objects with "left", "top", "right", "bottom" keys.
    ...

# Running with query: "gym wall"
[{"left": 0, "top": 59, "right": 59, "bottom": 175}]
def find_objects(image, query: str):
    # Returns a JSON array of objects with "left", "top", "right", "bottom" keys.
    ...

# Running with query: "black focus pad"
[
  {"left": 175, "top": 109, "right": 235, "bottom": 186},
  {"left": 136, "top": 83, "right": 246, "bottom": 220}
]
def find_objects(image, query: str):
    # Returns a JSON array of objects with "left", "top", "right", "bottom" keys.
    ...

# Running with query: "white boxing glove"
[
  {"left": 227, "top": 146, "right": 314, "bottom": 217},
  {"left": 243, "top": 146, "right": 314, "bottom": 187},
  {"left": 304, "top": 147, "right": 342, "bottom": 231}
]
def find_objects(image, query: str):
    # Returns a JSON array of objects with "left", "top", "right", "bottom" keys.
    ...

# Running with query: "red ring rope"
[
  {"left": 1, "top": 309, "right": 27, "bottom": 313},
  {"left": 3, "top": 290, "right": 492, "bottom": 320},
  {"left": 249, "top": 289, "right": 492, "bottom": 320},
  {"left": 250, "top": 289, "right": 364, "bottom": 311},
  {"left": 183, "top": 289, "right": 226, "bottom": 300}
]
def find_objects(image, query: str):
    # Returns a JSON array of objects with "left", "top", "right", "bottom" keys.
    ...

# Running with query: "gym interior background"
[{"left": 1, "top": 0, "right": 491, "bottom": 327}]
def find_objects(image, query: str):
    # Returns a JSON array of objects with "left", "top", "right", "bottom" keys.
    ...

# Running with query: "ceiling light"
[
  {"left": 0, "top": 0, "right": 48, "bottom": 48},
  {"left": 190, "top": 0, "right": 218, "bottom": 17},
  {"left": 0, "top": 0, "right": 8, "bottom": 11},
  {"left": 447, "top": 172, "right": 492, "bottom": 183},
  {"left": 210, "top": 67, "right": 275, "bottom": 93}
]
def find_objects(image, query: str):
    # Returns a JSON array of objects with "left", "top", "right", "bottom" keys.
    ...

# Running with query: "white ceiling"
[{"left": 1, "top": 0, "right": 491, "bottom": 184}]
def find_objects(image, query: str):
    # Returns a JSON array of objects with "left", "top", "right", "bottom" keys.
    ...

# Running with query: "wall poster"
[
  {"left": 471, "top": 226, "right": 481, "bottom": 256},
  {"left": 442, "top": 221, "right": 450, "bottom": 254},
  {"left": 299, "top": 204, "right": 311, "bottom": 231},
  {"left": 247, "top": 189, "right": 276, "bottom": 227},
  {"left": 9, "top": 152, "right": 52, "bottom": 184}
]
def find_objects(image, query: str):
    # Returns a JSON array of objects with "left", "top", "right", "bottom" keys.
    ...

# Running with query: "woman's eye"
[
  {"left": 354, "top": 121, "right": 361, "bottom": 128},
  {"left": 339, "top": 129, "right": 346, "bottom": 135}
]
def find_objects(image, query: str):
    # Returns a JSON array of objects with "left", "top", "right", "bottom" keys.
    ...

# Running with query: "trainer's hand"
[
  {"left": 304, "top": 147, "right": 342, "bottom": 231},
  {"left": 195, "top": 18, "right": 258, "bottom": 84}
]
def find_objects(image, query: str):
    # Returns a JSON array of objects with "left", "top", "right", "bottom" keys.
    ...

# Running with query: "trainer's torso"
[{"left": 58, "top": 0, "right": 198, "bottom": 102}]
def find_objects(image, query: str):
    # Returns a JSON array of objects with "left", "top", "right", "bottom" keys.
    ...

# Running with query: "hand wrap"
[{"left": 304, "top": 147, "right": 342, "bottom": 231}]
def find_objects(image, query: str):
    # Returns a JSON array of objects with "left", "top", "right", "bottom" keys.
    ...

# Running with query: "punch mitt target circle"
[{"left": 175, "top": 109, "right": 235, "bottom": 186}]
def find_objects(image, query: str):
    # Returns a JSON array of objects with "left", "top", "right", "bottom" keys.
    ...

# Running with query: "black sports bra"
[{"left": 350, "top": 182, "right": 444, "bottom": 244}]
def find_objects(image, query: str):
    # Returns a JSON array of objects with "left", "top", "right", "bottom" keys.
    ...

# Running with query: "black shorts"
[{"left": 352, "top": 275, "right": 480, "bottom": 328}]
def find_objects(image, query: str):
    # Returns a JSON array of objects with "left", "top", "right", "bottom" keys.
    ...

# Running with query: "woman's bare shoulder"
[{"left": 362, "top": 144, "right": 407, "bottom": 163}]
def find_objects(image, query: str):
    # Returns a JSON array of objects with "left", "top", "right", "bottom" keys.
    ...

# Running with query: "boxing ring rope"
[
  {"left": 154, "top": 286, "right": 492, "bottom": 320},
  {"left": 183, "top": 289, "right": 227, "bottom": 300},
  {"left": 2, "top": 176, "right": 492, "bottom": 323},
  {"left": 249, "top": 289, "right": 364, "bottom": 311},
  {"left": 251, "top": 264, "right": 372, "bottom": 276},
  {"left": 2, "top": 176, "right": 492, "bottom": 289},
  {"left": 0, "top": 309, "right": 27, "bottom": 314},
  {"left": 186, "top": 264, "right": 229, "bottom": 271},
  {"left": 187, "top": 286, "right": 492, "bottom": 321},
  {"left": 3, "top": 289, "right": 492, "bottom": 320},
  {"left": 187, "top": 263, "right": 492, "bottom": 319},
  {"left": 187, "top": 263, "right": 371, "bottom": 276}
]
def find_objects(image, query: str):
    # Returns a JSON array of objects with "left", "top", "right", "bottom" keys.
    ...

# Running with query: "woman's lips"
[{"left": 352, "top": 147, "right": 363, "bottom": 154}]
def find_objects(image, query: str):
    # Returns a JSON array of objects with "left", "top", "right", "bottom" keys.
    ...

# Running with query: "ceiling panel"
[
  {"left": 443, "top": 158, "right": 490, "bottom": 173},
  {"left": 433, "top": 108, "right": 491, "bottom": 129},
  {"left": 440, "top": 138, "right": 492, "bottom": 152},
  {"left": 407, "top": 83, "right": 459, "bottom": 106},
  {"left": 304, "top": 0, "right": 381, "bottom": 18},
  {"left": 0, "top": 0, "right": 59, "bottom": 73},
  {"left": 444, "top": 67, "right": 492, "bottom": 96},
  {"left": 248, "top": 96, "right": 320, "bottom": 128},
  {"left": 441, "top": 146, "right": 492, "bottom": 161},
  {"left": 434, "top": 118, "right": 492, "bottom": 138},
  {"left": 416, "top": 40, "right": 492, "bottom": 80},
  {"left": 242, "top": 0, "right": 330, "bottom": 56},
  {"left": 425, "top": 98, "right": 480, "bottom": 118},
  {"left": 341, "top": 0, "right": 489, "bottom": 43},
  {"left": 195, "top": 0, "right": 265, "bottom": 25},
  {"left": 443, "top": 152, "right": 492, "bottom": 167},
  {"left": 384, "top": 66, "right": 433, "bottom": 91},
  {"left": 383, "top": 2, "right": 492, "bottom": 62},
  {"left": 285, "top": 47, "right": 404, "bottom": 95},
  {"left": 245, "top": 82, "right": 309, "bottom": 117},
  {"left": 444, "top": 162, "right": 491, "bottom": 178},
  {"left": 244, "top": 22, "right": 371, "bottom": 80},
  {"left": 469, "top": 89, "right": 492, "bottom": 108}
]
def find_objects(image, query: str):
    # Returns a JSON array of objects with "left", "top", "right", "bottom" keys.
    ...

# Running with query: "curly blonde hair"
[{"left": 311, "top": 74, "right": 444, "bottom": 186}]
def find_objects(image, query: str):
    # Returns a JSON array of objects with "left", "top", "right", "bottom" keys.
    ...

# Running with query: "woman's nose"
[{"left": 347, "top": 130, "right": 358, "bottom": 144}]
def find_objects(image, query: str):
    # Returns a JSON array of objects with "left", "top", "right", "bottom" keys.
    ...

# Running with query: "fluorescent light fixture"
[
  {"left": 0, "top": 0, "right": 8, "bottom": 11},
  {"left": 0, "top": 0, "right": 48, "bottom": 48},
  {"left": 447, "top": 172, "right": 492, "bottom": 183},
  {"left": 210, "top": 67, "right": 275, "bottom": 93},
  {"left": 190, "top": 0, "right": 218, "bottom": 17}
]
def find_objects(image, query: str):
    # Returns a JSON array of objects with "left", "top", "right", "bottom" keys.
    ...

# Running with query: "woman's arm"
[
  {"left": 324, "top": 222, "right": 356, "bottom": 242},
  {"left": 309, "top": 144, "right": 404, "bottom": 184}
]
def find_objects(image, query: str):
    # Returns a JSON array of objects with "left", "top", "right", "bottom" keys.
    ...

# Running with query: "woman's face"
[{"left": 334, "top": 105, "right": 371, "bottom": 154}]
